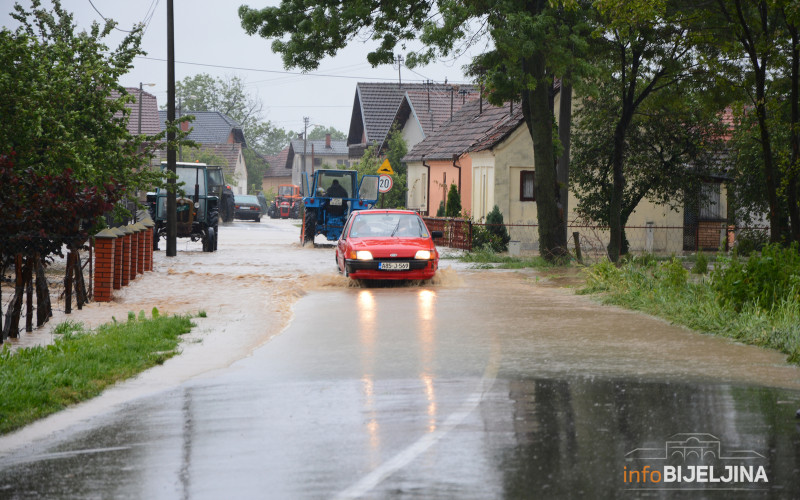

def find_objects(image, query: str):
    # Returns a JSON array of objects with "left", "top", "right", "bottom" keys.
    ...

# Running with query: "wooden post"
[
  {"left": 35, "top": 254, "right": 52, "bottom": 326},
  {"left": 64, "top": 251, "right": 73, "bottom": 315},
  {"left": 573, "top": 232, "right": 583, "bottom": 264},
  {"left": 25, "top": 258, "right": 33, "bottom": 332}
]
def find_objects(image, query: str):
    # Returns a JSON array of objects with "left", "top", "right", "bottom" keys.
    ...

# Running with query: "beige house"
[{"left": 407, "top": 87, "right": 728, "bottom": 254}]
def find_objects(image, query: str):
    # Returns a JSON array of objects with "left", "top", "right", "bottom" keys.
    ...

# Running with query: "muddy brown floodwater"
[{"left": 1, "top": 219, "right": 799, "bottom": 499}]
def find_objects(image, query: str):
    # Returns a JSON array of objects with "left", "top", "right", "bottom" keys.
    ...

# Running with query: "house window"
[
  {"left": 313, "top": 158, "right": 322, "bottom": 167},
  {"left": 520, "top": 170, "right": 535, "bottom": 201},
  {"left": 337, "top": 159, "right": 345, "bottom": 165},
  {"left": 700, "top": 182, "right": 721, "bottom": 219}
]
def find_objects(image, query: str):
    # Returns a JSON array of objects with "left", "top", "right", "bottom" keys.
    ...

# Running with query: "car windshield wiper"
[{"left": 390, "top": 220, "right": 401, "bottom": 237}]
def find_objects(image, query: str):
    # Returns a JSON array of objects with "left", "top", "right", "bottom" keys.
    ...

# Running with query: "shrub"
[
  {"left": 692, "top": 253, "right": 709, "bottom": 274},
  {"left": 484, "top": 205, "right": 510, "bottom": 252},
  {"left": 657, "top": 258, "right": 689, "bottom": 288},
  {"left": 436, "top": 200, "right": 445, "bottom": 217},
  {"left": 445, "top": 184, "right": 461, "bottom": 217},
  {"left": 735, "top": 228, "right": 769, "bottom": 256},
  {"left": 711, "top": 243, "right": 800, "bottom": 312}
]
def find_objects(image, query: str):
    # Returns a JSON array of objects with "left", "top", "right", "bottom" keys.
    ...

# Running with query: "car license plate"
[
  {"left": 379, "top": 262, "right": 409, "bottom": 271},
  {"left": 330, "top": 198, "right": 342, "bottom": 206}
]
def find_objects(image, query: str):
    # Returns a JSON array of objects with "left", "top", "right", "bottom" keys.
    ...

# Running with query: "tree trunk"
[
  {"left": 521, "top": 59, "right": 568, "bottom": 260},
  {"left": 608, "top": 119, "right": 627, "bottom": 262},
  {"left": 25, "top": 257, "right": 33, "bottom": 333},
  {"left": 787, "top": 23, "right": 800, "bottom": 243},
  {"left": 557, "top": 77, "right": 573, "bottom": 233},
  {"left": 2, "top": 254, "right": 26, "bottom": 340},
  {"left": 64, "top": 251, "right": 73, "bottom": 315},
  {"left": 35, "top": 254, "right": 52, "bottom": 327},
  {"left": 73, "top": 249, "right": 87, "bottom": 310}
]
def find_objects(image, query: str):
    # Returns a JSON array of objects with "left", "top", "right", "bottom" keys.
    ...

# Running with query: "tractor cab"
[{"left": 300, "top": 170, "right": 379, "bottom": 244}]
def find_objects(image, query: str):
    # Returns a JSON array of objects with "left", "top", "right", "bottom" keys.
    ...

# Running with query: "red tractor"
[{"left": 267, "top": 184, "right": 302, "bottom": 219}]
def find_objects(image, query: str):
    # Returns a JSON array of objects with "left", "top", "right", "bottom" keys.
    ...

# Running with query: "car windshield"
[
  {"left": 348, "top": 213, "right": 429, "bottom": 238},
  {"left": 235, "top": 195, "right": 259, "bottom": 204},
  {"left": 278, "top": 186, "right": 294, "bottom": 196}
]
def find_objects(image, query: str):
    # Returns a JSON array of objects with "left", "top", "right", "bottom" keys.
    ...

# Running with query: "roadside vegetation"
[
  {"left": 456, "top": 248, "right": 560, "bottom": 269},
  {"left": 0, "top": 310, "right": 195, "bottom": 435},
  {"left": 581, "top": 244, "right": 800, "bottom": 365}
]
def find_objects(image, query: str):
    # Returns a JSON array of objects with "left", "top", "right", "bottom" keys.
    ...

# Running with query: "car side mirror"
[{"left": 432, "top": 231, "right": 444, "bottom": 239}]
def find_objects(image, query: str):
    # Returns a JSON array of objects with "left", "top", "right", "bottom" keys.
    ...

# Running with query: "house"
[
  {"left": 287, "top": 134, "right": 350, "bottom": 186},
  {"left": 262, "top": 146, "right": 292, "bottom": 194},
  {"left": 404, "top": 87, "right": 728, "bottom": 254},
  {"left": 403, "top": 98, "right": 521, "bottom": 216},
  {"left": 117, "top": 87, "right": 161, "bottom": 136},
  {"left": 158, "top": 110, "right": 248, "bottom": 194},
  {"left": 347, "top": 82, "right": 479, "bottom": 159}
]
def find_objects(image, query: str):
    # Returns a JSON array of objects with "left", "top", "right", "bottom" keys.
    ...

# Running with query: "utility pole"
[
  {"left": 302, "top": 116, "right": 309, "bottom": 178},
  {"left": 394, "top": 55, "right": 404, "bottom": 87},
  {"left": 166, "top": 0, "right": 177, "bottom": 257}
]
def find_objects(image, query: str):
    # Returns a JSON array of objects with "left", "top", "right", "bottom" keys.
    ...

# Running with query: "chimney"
[
  {"left": 181, "top": 121, "right": 189, "bottom": 132},
  {"left": 325, "top": 133, "right": 331, "bottom": 148}
]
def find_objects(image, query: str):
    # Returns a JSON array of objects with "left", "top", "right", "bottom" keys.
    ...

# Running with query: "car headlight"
[
  {"left": 414, "top": 250, "right": 431, "bottom": 260},
  {"left": 356, "top": 250, "right": 373, "bottom": 260}
]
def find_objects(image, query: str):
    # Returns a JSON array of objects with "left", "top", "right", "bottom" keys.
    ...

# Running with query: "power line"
[
  {"left": 134, "top": 55, "right": 470, "bottom": 84},
  {"left": 86, "top": 0, "right": 137, "bottom": 33}
]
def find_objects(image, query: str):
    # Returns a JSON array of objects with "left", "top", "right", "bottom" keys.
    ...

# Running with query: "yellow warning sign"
[{"left": 377, "top": 159, "right": 394, "bottom": 175}]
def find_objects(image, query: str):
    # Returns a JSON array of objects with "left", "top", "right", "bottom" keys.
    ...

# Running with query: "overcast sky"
[{"left": 3, "top": 0, "right": 487, "bottom": 136}]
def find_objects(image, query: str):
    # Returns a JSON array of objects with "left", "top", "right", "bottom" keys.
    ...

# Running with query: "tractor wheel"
[
  {"left": 212, "top": 225, "right": 218, "bottom": 251},
  {"left": 302, "top": 211, "right": 316, "bottom": 246},
  {"left": 202, "top": 227, "right": 216, "bottom": 252}
]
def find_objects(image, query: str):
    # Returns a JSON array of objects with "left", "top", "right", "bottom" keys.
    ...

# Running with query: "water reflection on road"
[{"left": 0, "top": 226, "right": 799, "bottom": 498}]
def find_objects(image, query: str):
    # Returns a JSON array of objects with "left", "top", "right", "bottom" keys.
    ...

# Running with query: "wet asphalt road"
[{"left": 1, "top": 222, "right": 800, "bottom": 499}]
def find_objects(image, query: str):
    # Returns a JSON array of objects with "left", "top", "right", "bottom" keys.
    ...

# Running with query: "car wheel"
[{"left": 255, "top": 216, "right": 261, "bottom": 223}]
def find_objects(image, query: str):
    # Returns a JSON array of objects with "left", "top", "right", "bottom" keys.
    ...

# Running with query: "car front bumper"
[{"left": 345, "top": 259, "right": 437, "bottom": 280}]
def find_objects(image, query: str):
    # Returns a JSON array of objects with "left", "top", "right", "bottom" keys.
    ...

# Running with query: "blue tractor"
[{"left": 300, "top": 169, "right": 380, "bottom": 245}]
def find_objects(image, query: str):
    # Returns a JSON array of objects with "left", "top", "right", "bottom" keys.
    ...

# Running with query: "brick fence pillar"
[
  {"left": 111, "top": 227, "right": 125, "bottom": 290},
  {"left": 133, "top": 222, "right": 146, "bottom": 275},
  {"left": 128, "top": 224, "right": 139, "bottom": 282},
  {"left": 93, "top": 229, "right": 117, "bottom": 302},
  {"left": 141, "top": 216, "right": 155, "bottom": 272},
  {"left": 120, "top": 225, "right": 133, "bottom": 287}
]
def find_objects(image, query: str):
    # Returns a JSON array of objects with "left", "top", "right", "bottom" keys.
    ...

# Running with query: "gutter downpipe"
[
  {"left": 422, "top": 155, "right": 431, "bottom": 216},
  {"left": 452, "top": 153, "right": 461, "bottom": 194}
]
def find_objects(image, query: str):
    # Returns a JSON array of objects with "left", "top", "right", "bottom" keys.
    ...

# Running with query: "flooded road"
[{"left": 1, "top": 220, "right": 799, "bottom": 498}]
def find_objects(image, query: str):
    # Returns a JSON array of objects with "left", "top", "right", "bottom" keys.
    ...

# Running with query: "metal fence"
[{"left": 422, "top": 216, "right": 770, "bottom": 259}]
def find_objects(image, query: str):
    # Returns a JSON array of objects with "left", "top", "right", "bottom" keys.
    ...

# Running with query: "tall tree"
[
  {"left": 694, "top": 0, "right": 791, "bottom": 243},
  {"left": 1, "top": 0, "right": 158, "bottom": 336},
  {"left": 239, "top": 0, "right": 589, "bottom": 260},
  {"left": 572, "top": 0, "right": 723, "bottom": 260}
]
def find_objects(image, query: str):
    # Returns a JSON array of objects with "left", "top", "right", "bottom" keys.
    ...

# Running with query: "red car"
[{"left": 336, "top": 210, "right": 442, "bottom": 280}]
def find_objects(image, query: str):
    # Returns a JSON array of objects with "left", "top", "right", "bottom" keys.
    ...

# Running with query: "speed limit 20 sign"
[{"left": 378, "top": 174, "right": 393, "bottom": 193}]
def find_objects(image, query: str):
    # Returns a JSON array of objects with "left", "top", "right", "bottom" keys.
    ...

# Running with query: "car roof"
[{"left": 352, "top": 209, "right": 419, "bottom": 216}]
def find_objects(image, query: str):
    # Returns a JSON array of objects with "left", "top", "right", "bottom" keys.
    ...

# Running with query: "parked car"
[
  {"left": 234, "top": 194, "right": 263, "bottom": 222},
  {"left": 335, "top": 209, "right": 443, "bottom": 280}
]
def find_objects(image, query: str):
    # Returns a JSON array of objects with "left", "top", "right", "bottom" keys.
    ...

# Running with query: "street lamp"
[{"left": 137, "top": 83, "right": 156, "bottom": 135}]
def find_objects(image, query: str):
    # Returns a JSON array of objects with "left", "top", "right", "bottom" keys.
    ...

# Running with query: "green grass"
[
  {"left": 580, "top": 259, "right": 800, "bottom": 365},
  {"left": 0, "top": 311, "right": 195, "bottom": 434},
  {"left": 457, "top": 248, "right": 568, "bottom": 269}
]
